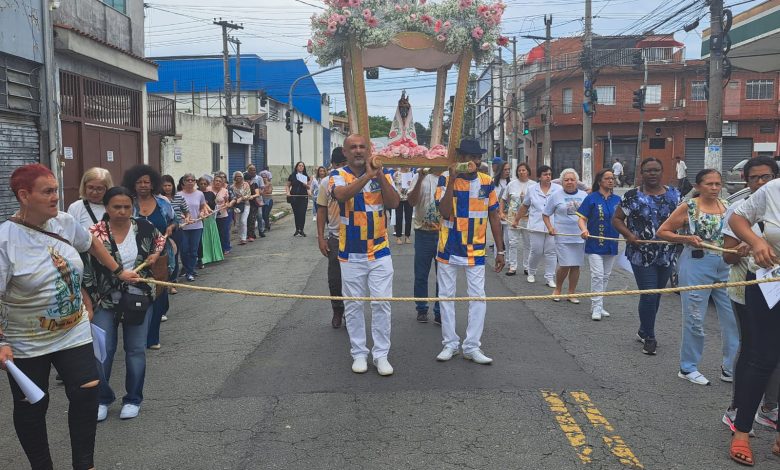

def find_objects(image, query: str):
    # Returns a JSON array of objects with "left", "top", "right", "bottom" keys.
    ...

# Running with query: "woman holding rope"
[
  {"left": 231, "top": 171, "right": 252, "bottom": 245},
  {"left": 727, "top": 177, "right": 780, "bottom": 466},
  {"left": 0, "top": 164, "right": 140, "bottom": 470},
  {"left": 122, "top": 165, "right": 177, "bottom": 351},
  {"left": 577, "top": 168, "right": 621, "bottom": 320},
  {"left": 612, "top": 157, "right": 680, "bottom": 356},
  {"left": 84, "top": 186, "right": 165, "bottom": 421},
  {"left": 543, "top": 168, "right": 587, "bottom": 302},
  {"left": 657, "top": 169, "right": 738, "bottom": 385},
  {"left": 196, "top": 176, "right": 223, "bottom": 266},
  {"left": 67, "top": 167, "right": 113, "bottom": 229},
  {"left": 506, "top": 163, "right": 533, "bottom": 276},
  {"left": 518, "top": 165, "right": 559, "bottom": 287}
]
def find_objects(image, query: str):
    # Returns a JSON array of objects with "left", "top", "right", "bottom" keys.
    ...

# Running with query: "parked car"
[{"left": 725, "top": 158, "right": 749, "bottom": 195}]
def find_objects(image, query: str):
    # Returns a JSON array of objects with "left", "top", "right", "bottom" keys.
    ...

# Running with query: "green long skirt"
[{"left": 201, "top": 215, "right": 224, "bottom": 265}]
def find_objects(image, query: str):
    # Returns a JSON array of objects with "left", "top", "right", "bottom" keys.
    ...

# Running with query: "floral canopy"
[{"left": 308, "top": 0, "right": 506, "bottom": 166}]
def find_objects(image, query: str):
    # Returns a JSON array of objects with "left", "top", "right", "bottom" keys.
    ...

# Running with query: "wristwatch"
[
  {"left": 497, "top": 251, "right": 505, "bottom": 256},
  {"left": 112, "top": 265, "right": 124, "bottom": 276}
]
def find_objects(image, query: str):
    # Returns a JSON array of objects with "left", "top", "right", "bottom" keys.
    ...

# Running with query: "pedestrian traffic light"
[
  {"left": 523, "top": 121, "right": 530, "bottom": 135},
  {"left": 632, "top": 88, "right": 645, "bottom": 111},
  {"left": 285, "top": 110, "right": 292, "bottom": 132},
  {"left": 296, "top": 120, "right": 303, "bottom": 134}
]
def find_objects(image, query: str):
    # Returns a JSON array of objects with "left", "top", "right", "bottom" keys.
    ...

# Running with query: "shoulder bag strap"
[
  {"left": 83, "top": 200, "right": 99, "bottom": 224},
  {"left": 9, "top": 217, "right": 72, "bottom": 246}
]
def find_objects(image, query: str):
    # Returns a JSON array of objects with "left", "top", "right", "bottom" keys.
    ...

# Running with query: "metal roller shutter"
[
  {"left": 684, "top": 138, "right": 753, "bottom": 178},
  {"left": 251, "top": 139, "right": 266, "bottom": 171},
  {"left": 0, "top": 113, "right": 40, "bottom": 219},
  {"left": 552, "top": 140, "right": 582, "bottom": 177},
  {"left": 228, "top": 143, "right": 247, "bottom": 176}
]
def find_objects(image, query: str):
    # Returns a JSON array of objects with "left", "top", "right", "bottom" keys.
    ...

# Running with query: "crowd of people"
[{"left": 2, "top": 142, "right": 780, "bottom": 467}]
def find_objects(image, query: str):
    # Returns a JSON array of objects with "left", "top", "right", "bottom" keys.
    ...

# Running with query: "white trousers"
[
  {"left": 527, "top": 232, "right": 556, "bottom": 281},
  {"left": 587, "top": 254, "right": 617, "bottom": 314},
  {"left": 236, "top": 208, "right": 249, "bottom": 241},
  {"left": 341, "top": 256, "right": 393, "bottom": 360},
  {"left": 506, "top": 226, "right": 530, "bottom": 271},
  {"left": 437, "top": 262, "right": 486, "bottom": 354}
]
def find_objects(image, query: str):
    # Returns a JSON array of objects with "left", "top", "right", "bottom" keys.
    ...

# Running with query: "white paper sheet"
[
  {"left": 4, "top": 360, "right": 45, "bottom": 404},
  {"left": 91, "top": 323, "right": 107, "bottom": 363},
  {"left": 756, "top": 266, "right": 780, "bottom": 309},
  {"left": 296, "top": 173, "right": 308, "bottom": 185}
]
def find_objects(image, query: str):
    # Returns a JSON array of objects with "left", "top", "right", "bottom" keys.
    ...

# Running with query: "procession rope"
[
  {"left": 514, "top": 226, "right": 739, "bottom": 254},
  {"left": 138, "top": 275, "right": 780, "bottom": 303}
]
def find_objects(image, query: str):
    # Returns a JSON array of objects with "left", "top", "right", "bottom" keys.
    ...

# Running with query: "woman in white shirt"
[
  {"left": 516, "top": 165, "right": 559, "bottom": 287},
  {"left": 67, "top": 167, "right": 113, "bottom": 229},
  {"left": 504, "top": 163, "right": 532, "bottom": 275},
  {"left": 543, "top": 168, "right": 588, "bottom": 302},
  {"left": 494, "top": 162, "right": 511, "bottom": 256}
]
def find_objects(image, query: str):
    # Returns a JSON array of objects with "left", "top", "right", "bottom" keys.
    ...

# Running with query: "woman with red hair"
[{"left": 0, "top": 164, "right": 140, "bottom": 470}]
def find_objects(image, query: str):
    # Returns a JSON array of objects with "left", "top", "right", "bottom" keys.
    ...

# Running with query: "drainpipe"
[{"left": 41, "top": 0, "right": 63, "bottom": 206}]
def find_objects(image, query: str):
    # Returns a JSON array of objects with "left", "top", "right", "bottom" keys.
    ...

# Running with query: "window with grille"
[
  {"left": 102, "top": 0, "right": 126, "bottom": 14},
  {"left": 691, "top": 81, "right": 706, "bottom": 101},
  {"left": 746, "top": 80, "right": 774, "bottom": 100},
  {"left": 562, "top": 88, "right": 573, "bottom": 114},
  {"left": 594, "top": 86, "right": 615, "bottom": 105},
  {"left": 645, "top": 85, "right": 662, "bottom": 104}
]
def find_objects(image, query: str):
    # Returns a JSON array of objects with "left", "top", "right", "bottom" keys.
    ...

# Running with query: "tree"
[
  {"left": 368, "top": 115, "right": 392, "bottom": 138},
  {"left": 414, "top": 122, "right": 430, "bottom": 147},
  {"left": 428, "top": 73, "right": 478, "bottom": 146}
]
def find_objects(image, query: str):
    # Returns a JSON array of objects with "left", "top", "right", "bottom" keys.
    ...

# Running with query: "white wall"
[
  {"left": 266, "top": 121, "right": 325, "bottom": 185},
  {"left": 161, "top": 113, "right": 227, "bottom": 181}
]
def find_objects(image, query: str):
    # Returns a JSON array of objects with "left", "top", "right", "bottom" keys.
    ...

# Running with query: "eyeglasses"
[
  {"left": 85, "top": 185, "right": 106, "bottom": 193},
  {"left": 641, "top": 168, "right": 662, "bottom": 174},
  {"left": 747, "top": 174, "right": 774, "bottom": 183},
  {"left": 602, "top": 177, "right": 616, "bottom": 181},
  {"left": 185, "top": 178, "right": 196, "bottom": 182}
]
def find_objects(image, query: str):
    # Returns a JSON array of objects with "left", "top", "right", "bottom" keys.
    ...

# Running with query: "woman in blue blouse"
[
  {"left": 577, "top": 168, "right": 621, "bottom": 321},
  {"left": 612, "top": 158, "right": 680, "bottom": 356}
]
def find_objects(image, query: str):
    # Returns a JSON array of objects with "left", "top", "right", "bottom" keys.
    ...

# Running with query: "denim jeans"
[
  {"left": 147, "top": 290, "right": 168, "bottom": 348},
  {"left": 180, "top": 228, "right": 203, "bottom": 276},
  {"left": 262, "top": 198, "right": 273, "bottom": 229},
  {"left": 678, "top": 248, "right": 738, "bottom": 375},
  {"left": 216, "top": 216, "right": 231, "bottom": 252},
  {"left": 414, "top": 229, "right": 440, "bottom": 316},
  {"left": 631, "top": 262, "right": 673, "bottom": 339},
  {"left": 93, "top": 306, "right": 151, "bottom": 406}
]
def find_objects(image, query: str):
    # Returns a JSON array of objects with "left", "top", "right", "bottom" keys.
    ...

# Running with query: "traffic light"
[
  {"left": 285, "top": 110, "right": 292, "bottom": 132},
  {"left": 523, "top": 121, "right": 530, "bottom": 135},
  {"left": 366, "top": 67, "right": 379, "bottom": 79},
  {"left": 260, "top": 91, "right": 268, "bottom": 107},
  {"left": 632, "top": 88, "right": 645, "bottom": 111},
  {"left": 296, "top": 120, "right": 303, "bottom": 135},
  {"left": 631, "top": 50, "right": 644, "bottom": 70}
]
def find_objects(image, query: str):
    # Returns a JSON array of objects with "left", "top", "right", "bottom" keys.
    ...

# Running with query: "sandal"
[
  {"left": 567, "top": 298, "right": 580, "bottom": 304},
  {"left": 730, "top": 436, "right": 754, "bottom": 466}
]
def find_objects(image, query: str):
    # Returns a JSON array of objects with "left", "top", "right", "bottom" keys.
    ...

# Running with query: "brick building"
[{"left": 518, "top": 35, "right": 780, "bottom": 184}]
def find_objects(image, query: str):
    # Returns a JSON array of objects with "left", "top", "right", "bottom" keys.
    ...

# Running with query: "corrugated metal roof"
[{"left": 147, "top": 55, "right": 322, "bottom": 123}]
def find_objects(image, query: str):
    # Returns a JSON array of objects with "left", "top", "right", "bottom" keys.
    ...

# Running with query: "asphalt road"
[{"left": 1, "top": 212, "right": 778, "bottom": 469}]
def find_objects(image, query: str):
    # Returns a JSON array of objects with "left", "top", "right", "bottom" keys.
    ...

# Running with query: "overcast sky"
[{"left": 144, "top": 0, "right": 756, "bottom": 120}]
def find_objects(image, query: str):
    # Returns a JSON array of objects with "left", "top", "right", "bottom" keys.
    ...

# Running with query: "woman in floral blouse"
[
  {"left": 658, "top": 169, "right": 738, "bottom": 386},
  {"left": 84, "top": 186, "right": 165, "bottom": 422}
]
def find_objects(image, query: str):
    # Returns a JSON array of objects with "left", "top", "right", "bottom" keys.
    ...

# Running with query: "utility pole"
[
  {"left": 511, "top": 36, "right": 519, "bottom": 164},
  {"left": 705, "top": 0, "right": 724, "bottom": 172},
  {"left": 497, "top": 48, "right": 506, "bottom": 159},
  {"left": 213, "top": 18, "right": 243, "bottom": 117},
  {"left": 288, "top": 65, "right": 340, "bottom": 172},
  {"left": 634, "top": 60, "right": 648, "bottom": 182},
  {"left": 581, "top": 0, "right": 594, "bottom": 186},
  {"left": 542, "top": 15, "right": 552, "bottom": 167},
  {"left": 229, "top": 37, "right": 242, "bottom": 115}
]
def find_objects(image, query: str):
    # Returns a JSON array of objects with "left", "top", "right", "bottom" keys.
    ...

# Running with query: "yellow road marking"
[
  {"left": 542, "top": 390, "right": 592, "bottom": 463},
  {"left": 570, "top": 391, "right": 643, "bottom": 468}
]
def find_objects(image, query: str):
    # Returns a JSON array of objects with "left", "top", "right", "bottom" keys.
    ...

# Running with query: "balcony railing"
[{"left": 546, "top": 47, "right": 684, "bottom": 73}]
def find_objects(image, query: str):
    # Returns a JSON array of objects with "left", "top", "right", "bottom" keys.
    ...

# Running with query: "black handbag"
[{"left": 114, "top": 290, "right": 151, "bottom": 326}]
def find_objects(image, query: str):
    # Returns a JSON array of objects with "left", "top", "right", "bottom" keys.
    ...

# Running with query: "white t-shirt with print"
[
  {"left": 67, "top": 199, "right": 106, "bottom": 230},
  {"left": 733, "top": 179, "right": 780, "bottom": 273},
  {"left": 410, "top": 172, "right": 441, "bottom": 232},
  {"left": 543, "top": 188, "right": 588, "bottom": 244},
  {"left": 0, "top": 212, "right": 93, "bottom": 358},
  {"left": 503, "top": 179, "right": 532, "bottom": 225}
]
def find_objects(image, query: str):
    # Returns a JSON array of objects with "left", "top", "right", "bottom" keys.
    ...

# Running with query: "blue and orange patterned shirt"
[
  {"left": 328, "top": 166, "right": 397, "bottom": 262},
  {"left": 435, "top": 172, "right": 499, "bottom": 266}
]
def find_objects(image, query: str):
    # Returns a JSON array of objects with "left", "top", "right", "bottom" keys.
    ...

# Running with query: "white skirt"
[{"left": 556, "top": 242, "right": 585, "bottom": 267}]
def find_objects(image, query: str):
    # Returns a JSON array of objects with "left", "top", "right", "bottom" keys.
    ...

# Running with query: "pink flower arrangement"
[
  {"left": 419, "top": 0, "right": 427, "bottom": 4},
  {"left": 459, "top": 0, "right": 474, "bottom": 9},
  {"left": 307, "top": 39, "right": 314, "bottom": 53},
  {"left": 362, "top": 8, "right": 372, "bottom": 20},
  {"left": 327, "top": 22, "right": 338, "bottom": 33},
  {"left": 395, "top": 4, "right": 403, "bottom": 12},
  {"left": 437, "top": 34, "right": 447, "bottom": 42},
  {"left": 434, "top": 19, "right": 442, "bottom": 33},
  {"left": 497, "top": 35, "right": 509, "bottom": 46},
  {"left": 366, "top": 16, "right": 379, "bottom": 27},
  {"left": 442, "top": 20, "right": 452, "bottom": 30},
  {"left": 471, "top": 26, "right": 484, "bottom": 39},
  {"left": 420, "top": 14, "right": 434, "bottom": 26},
  {"left": 410, "top": 13, "right": 417, "bottom": 20},
  {"left": 480, "top": 42, "right": 491, "bottom": 50},
  {"left": 426, "top": 145, "right": 447, "bottom": 158},
  {"left": 347, "top": 0, "right": 361, "bottom": 6}
]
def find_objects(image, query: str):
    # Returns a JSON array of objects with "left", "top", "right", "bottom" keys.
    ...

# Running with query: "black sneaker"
[
  {"left": 636, "top": 330, "right": 647, "bottom": 344},
  {"left": 259, "top": 231, "right": 266, "bottom": 238},
  {"left": 642, "top": 338, "right": 657, "bottom": 355},
  {"left": 416, "top": 313, "right": 429, "bottom": 323},
  {"left": 524, "top": 269, "right": 529, "bottom": 275},
  {"left": 433, "top": 316, "right": 442, "bottom": 326}
]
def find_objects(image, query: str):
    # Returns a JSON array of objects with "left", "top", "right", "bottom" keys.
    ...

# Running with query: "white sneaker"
[
  {"left": 160, "top": 315, "right": 168, "bottom": 322},
  {"left": 591, "top": 311, "right": 602, "bottom": 321},
  {"left": 546, "top": 280, "right": 557, "bottom": 288},
  {"left": 678, "top": 370, "right": 711, "bottom": 385},
  {"left": 97, "top": 404, "right": 108, "bottom": 422},
  {"left": 436, "top": 347, "right": 459, "bottom": 362},
  {"left": 463, "top": 349, "right": 493, "bottom": 365},
  {"left": 119, "top": 404, "right": 140, "bottom": 420},
  {"left": 351, "top": 356, "right": 368, "bottom": 374},
  {"left": 374, "top": 357, "right": 394, "bottom": 376},
  {"left": 601, "top": 310, "right": 610, "bottom": 317},
  {"left": 526, "top": 274, "right": 536, "bottom": 283}
]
